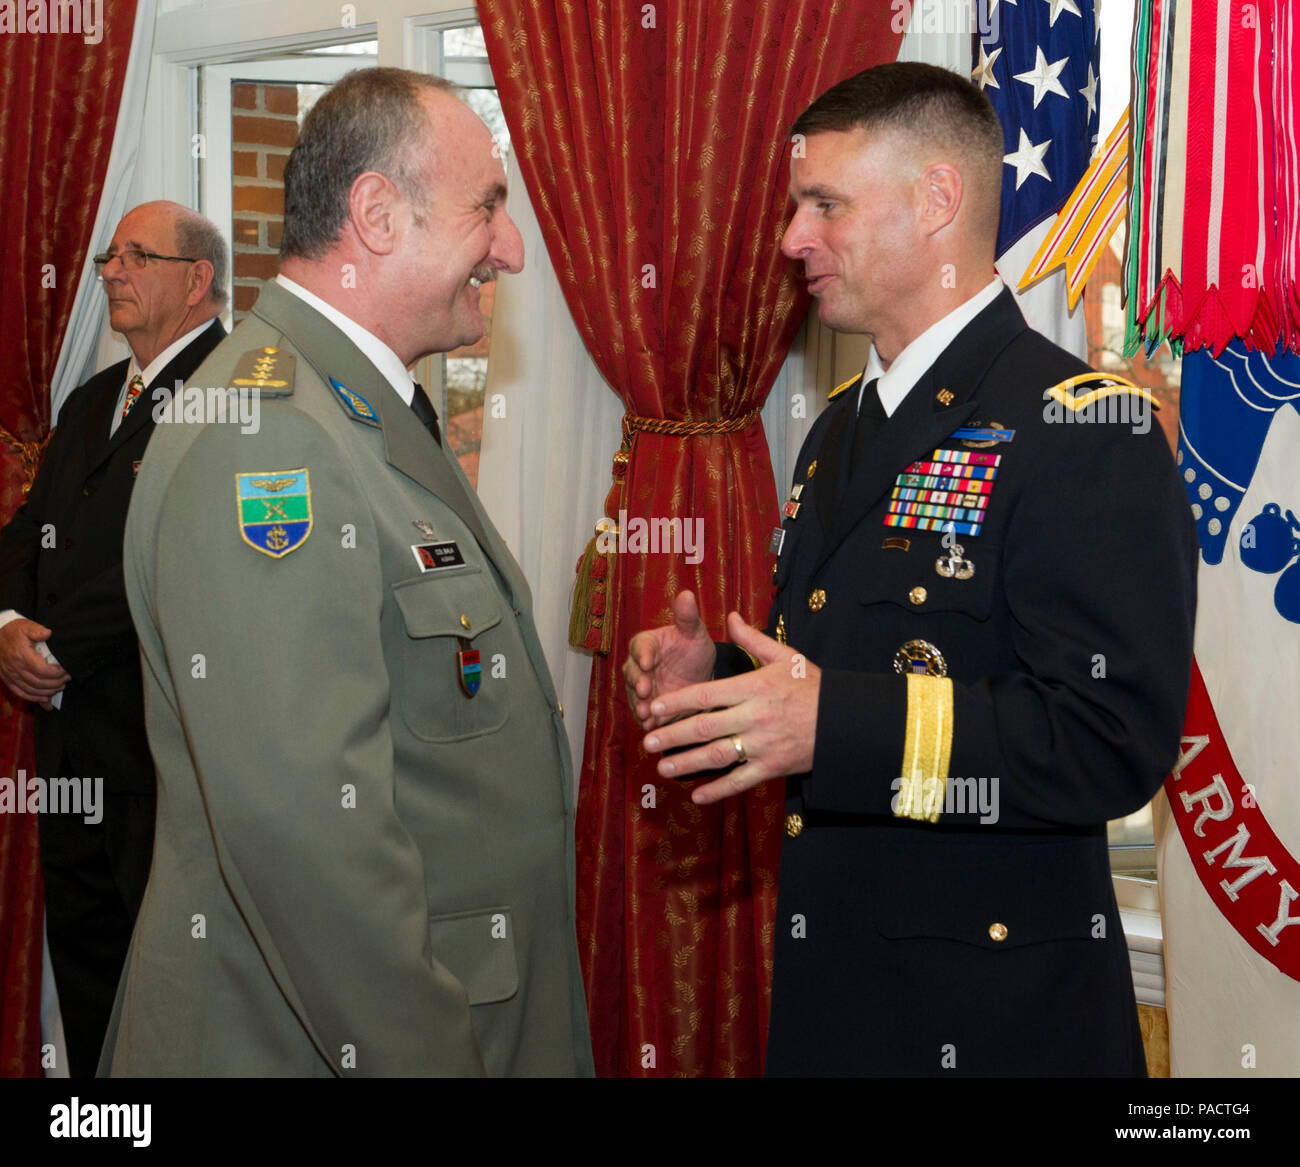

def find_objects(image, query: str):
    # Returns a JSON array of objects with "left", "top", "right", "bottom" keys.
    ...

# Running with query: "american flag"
[{"left": 974, "top": 0, "right": 1101, "bottom": 258}]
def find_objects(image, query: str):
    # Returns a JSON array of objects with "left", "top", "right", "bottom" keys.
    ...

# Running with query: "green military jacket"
[{"left": 100, "top": 279, "right": 593, "bottom": 1077}]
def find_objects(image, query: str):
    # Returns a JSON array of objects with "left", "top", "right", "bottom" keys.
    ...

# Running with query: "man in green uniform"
[{"left": 101, "top": 68, "right": 593, "bottom": 1076}]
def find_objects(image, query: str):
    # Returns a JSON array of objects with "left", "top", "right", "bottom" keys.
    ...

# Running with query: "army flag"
[{"left": 1157, "top": 342, "right": 1300, "bottom": 1074}]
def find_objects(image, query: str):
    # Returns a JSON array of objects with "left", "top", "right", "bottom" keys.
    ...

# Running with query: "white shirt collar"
[
  {"left": 128, "top": 319, "right": 216, "bottom": 390},
  {"left": 860, "top": 276, "right": 1004, "bottom": 416},
  {"left": 275, "top": 274, "right": 416, "bottom": 406}
]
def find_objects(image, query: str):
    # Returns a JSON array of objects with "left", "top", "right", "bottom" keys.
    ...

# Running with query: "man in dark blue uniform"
[{"left": 624, "top": 63, "right": 1195, "bottom": 1076}]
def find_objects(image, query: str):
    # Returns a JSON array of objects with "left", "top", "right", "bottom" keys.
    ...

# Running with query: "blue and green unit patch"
[
  {"left": 457, "top": 645, "right": 481, "bottom": 697},
  {"left": 236, "top": 469, "right": 313, "bottom": 558}
]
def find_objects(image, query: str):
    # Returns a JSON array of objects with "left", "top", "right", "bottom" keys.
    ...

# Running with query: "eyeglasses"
[{"left": 93, "top": 248, "right": 198, "bottom": 272}]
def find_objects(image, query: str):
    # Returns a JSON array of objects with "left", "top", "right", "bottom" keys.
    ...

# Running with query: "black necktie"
[
  {"left": 410, "top": 382, "right": 442, "bottom": 447},
  {"left": 849, "top": 378, "right": 886, "bottom": 473}
]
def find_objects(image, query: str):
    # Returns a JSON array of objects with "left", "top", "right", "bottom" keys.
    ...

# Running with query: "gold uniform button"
[
  {"left": 988, "top": 922, "right": 1008, "bottom": 942},
  {"left": 807, "top": 460, "right": 817, "bottom": 478},
  {"left": 557, "top": 701, "right": 564, "bottom": 718},
  {"left": 909, "top": 586, "right": 927, "bottom": 605},
  {"left": 459, "top": 614, "right": 472, "bottom": 630},
  {"left": 808, "top": 588, "right": 827, "bottom": 612},
  {"left": 785, "top": 813, "right": 804, "bottom": 838}
]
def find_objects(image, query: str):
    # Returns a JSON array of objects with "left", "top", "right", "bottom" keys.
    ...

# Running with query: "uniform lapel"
[
  {"left": 251, "top": 281, "right": 502, "bottom": 576},
  {"left": 815, "top": 288, "right": 1027, "bottom": 571},
  {"left": 80, "top": 359, "right": 130, "bottom": 471}
]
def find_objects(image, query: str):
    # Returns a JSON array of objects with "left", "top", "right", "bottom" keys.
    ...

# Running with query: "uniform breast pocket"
[
  {"left": 392, "top": 569, "right": 510, "bottom": 743},
  {"left": 858, "top": 539, "right": 1000, "bottom": 622}
]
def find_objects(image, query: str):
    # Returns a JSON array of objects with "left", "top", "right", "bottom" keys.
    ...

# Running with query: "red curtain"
[
  {"left": 0, "top": 8, "right": 138, "bottom": 1076},
  {"left": 482, "top": 0, "right": 903, "bottom": 1076}
]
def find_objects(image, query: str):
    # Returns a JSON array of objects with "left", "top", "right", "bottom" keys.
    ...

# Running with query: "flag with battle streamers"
[{"left": 1127, "top": 0, "right": 1300, "bottom": 356}]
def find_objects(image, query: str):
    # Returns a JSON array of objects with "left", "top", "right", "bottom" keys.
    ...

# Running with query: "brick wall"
[{"left": 230, "top": 82, "right": 298, "bottom": 322}]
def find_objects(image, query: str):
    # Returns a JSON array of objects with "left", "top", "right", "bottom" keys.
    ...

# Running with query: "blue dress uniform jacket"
[{"left": 740, "top": 289, "right": 1196, "bottom": 1076}]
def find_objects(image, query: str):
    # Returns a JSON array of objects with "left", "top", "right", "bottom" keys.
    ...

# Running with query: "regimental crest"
[
  {"left": 458, "top": 647, "right": 482, "bottom": 697},
  {"left": 236, "top": 469, "right": 313, "bottom": 558}
]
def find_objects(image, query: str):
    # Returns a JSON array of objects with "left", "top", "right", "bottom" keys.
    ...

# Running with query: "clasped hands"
[
  {"left": 0, "top": 618, "right": 69, "bottom": 711},
  {"left": 623, "top": 590, "right": 818, "bottom": 804}
]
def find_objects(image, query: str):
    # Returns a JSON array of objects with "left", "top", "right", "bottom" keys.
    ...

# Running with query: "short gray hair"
[
  {"left": 281, "top": 67, "right": 459, "bottom": 261},
  {"left": 174, "top": 208, "right": 229, "bottom": 307}
]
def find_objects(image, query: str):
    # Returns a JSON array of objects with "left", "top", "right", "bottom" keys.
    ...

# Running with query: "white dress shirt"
[
  {"left": 109, "top": 319, "right": 216, "bottom": 438},
  {"left": 859, "top": 276, "right": 1004, "bottom": 416}
]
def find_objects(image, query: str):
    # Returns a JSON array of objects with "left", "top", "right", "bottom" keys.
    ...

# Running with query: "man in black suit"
[
  {"left": 0, "top": 200, "right": 227, "bottom": 1076},
  {"left": 624, "top": 65, "right": 1196, "bottom": 1075}
]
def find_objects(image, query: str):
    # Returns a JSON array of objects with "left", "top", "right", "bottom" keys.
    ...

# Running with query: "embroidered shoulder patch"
[{"left": 236, "top": 469, "right": 313, "bottom": 558}]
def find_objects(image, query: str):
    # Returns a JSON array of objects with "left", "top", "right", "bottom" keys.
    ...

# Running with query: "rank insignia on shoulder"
[
  {"left": 1044, "top": 372, "right": 1161, "bottom": 413},
  {"left": 230, "top": 346, "right": 295, "bottom": 395},
  {"left": 827, "top": 375, "right": 859, "bottom": 401},
  {"left": 236, "top": 469, "right": 312, "bottom": 559},
  {"left": 328, "top": 376, "right": 381, "bottom": 427}
]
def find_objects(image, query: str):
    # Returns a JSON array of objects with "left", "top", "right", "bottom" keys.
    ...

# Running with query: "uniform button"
[
  {"left": 785, "top": 813, "right": 804, "bottom": 838},
  {"left": 82, "top": 485, "right": 95, "bottom": 497},
  {"left": 807, "top": 460, "right": 817, "bottom": 478},
  {"left": 909, "top": 586, "right": 927, "bottom": 605},
  {"left": 808, "top": 588, "right": 826, "bottom": 612},
  {"left": 557, "top": 701, "right": 564, "bottom": 718},
  {"left": 45, "top": 593, "right": 57, "bottom": 606},
  {"left": 459, "top": 614, "right": 471, "bottom": 630},
  {"left": 988, "top": 922, "right": 1008, "bottom": 942}
]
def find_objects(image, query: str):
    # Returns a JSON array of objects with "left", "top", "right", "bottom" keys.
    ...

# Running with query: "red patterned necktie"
[{"left": 121, "top": 374, "right": 145, "bottom": 421}]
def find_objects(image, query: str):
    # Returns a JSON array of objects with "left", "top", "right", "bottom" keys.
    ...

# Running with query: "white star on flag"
[
  {"left": 1013, "top": 46, "right": 1069, "bottom": 108},
  {"left": 972, "top": 44, "right": 1002, "bottom": 91},
  {"left": 1079, "top": 63, "right": 1098, "bottom": 118},
  {"left": 1041, "top": 0, "right": 1081, "bottom": 26},
  {"left": 1003, "top": 127, "right": 1052, "bottom": 189}
]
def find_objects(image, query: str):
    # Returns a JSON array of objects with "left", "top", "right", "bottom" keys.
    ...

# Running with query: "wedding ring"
[{"left": 731, "top": 735, "right": 747, "bottom": 764}]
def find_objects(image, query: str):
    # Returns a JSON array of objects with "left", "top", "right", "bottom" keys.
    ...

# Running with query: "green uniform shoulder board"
[
  {"left": 1045, "top": 372, "right": 1161, "bottom": 412},
  {"left": 828, "top": 374, "right": 860, "bottom": 402},
  {"left": 230, "top": 345, "right": 295, "bottom": 397}
]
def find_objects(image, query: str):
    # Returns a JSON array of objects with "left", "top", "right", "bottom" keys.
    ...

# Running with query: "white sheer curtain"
[
  {"left": 476, "top": 149, "right": 625, "bottom": 773},
  {"left": 48, "top": 0, "right": 159, "bottom": 419}
]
